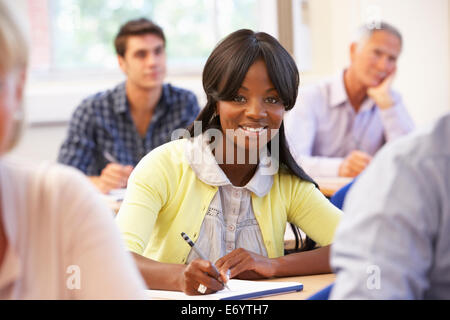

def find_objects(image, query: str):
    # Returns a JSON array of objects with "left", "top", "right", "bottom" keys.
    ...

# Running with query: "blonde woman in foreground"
[{"left": 0, "top": 1, "right": 146, "bottom": 299}]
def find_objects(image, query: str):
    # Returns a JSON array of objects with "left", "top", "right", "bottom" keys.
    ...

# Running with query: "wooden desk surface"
[
  {"left": 315, "top": 177, "right": 353, "bottom": 198},
  {"left": 146, "top": 273, "right": 335, "bottom": 300},
  {"left": 319, "top": 187, "right": 339, "bottom": 198},
  {"left": 254, "top": 273, "right": 335, "bottom": 300}
]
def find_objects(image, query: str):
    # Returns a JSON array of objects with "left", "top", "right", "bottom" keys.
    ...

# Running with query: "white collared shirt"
[
  {"left": 284, "top": 70, "right": 415, "bottom": 177},
  {"left": 184, "top": 134, "right": 273, "bottom": 264},
  {"left": 331, "top": 113, "right": 450, "bottom": 299}
]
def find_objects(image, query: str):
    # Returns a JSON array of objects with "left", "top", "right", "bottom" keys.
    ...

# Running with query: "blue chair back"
[
  {"left": 307, "top": 180, "right": 355, "bottom": 300},
  {"left": 307, "top": 283, "right": 334, "bottom": 300},
  {"left": 329, "top": 180, "right": 354, "bottom": 210}
]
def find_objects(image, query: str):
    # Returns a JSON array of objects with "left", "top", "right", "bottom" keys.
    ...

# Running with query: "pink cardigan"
[{"left": 0, "top": 157, "right": 146, "bottom": 299}]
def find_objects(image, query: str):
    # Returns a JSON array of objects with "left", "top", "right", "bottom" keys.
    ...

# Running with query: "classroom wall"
[{"left": 10, "top": 0, "right": 450, "bottom": 163}]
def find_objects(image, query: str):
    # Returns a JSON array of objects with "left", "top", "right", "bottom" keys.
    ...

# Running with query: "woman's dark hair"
[{"left": 188, "top": 29, "right": 318, "bottom": 251}]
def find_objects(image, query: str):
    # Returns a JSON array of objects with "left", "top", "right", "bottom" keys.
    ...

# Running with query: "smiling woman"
[
  {"left": 116, "top": 29, "right": 342, "bottom": 296},
  {"left": 189, "top": 29, "right": 306, "bottom": 184},
  {"left": 216, "top": 59, "right": 285, "bottom": 163}
]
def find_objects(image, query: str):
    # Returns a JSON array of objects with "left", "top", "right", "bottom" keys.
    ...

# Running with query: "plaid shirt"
[{"left": 58, "top": 82, "right": 200, "bottom": 175}]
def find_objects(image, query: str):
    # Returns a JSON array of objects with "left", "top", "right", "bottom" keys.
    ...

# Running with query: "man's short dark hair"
[{"left": 114, "top": 18, "right": 165, "bottom": 57}]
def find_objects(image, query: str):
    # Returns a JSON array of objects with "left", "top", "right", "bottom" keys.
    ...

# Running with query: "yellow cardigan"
[{"left": 116, "top": 139, "right": 341, "bottom": 264}]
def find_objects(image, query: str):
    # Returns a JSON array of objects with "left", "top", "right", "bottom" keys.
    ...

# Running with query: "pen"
[
  {"left": 103, "top": 151, "right": 118, "bottom": 163},
  {"left": 181, "top": 232, "right": 230, "bottom": 290}
]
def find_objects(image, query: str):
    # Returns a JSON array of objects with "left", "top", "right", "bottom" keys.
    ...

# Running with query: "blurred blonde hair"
[{"left": 0, "top": 0, "right": 29, "bottom": 152}]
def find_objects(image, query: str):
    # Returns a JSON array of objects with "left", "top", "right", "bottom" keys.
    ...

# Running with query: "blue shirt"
[
  {"left": 330, "top": 113, "right": 450, "bottom": 299},
  {"left": 58, "top": 82, "right": 200, "bottom": 175},
  {"left": 284, "top": 70, "right": 415, "bottom": 177}
]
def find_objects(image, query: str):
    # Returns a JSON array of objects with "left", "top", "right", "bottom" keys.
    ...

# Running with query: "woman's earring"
[
  {"left": 209, "top": 109, "right": 220, "bottom": 128},
  {"left": 211, "top": 110, "right": 220, "bottom": 122}
]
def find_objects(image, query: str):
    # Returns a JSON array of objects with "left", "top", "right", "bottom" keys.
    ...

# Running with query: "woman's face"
[
  {"left": 0, "top": 70, "right": 24, "bottom": 155},
  {"left": 216, "top": 59, "right": 285, "bottom": 157}
]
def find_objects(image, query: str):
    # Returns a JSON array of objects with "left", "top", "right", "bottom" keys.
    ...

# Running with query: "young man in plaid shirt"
[{"left": 58, "top": 18, "right": 200, "bottom": 193}]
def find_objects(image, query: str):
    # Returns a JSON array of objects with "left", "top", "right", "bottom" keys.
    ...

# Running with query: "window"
[
  {"left": 28, "top": 0, "right": 259, "bottom": 75},
  {"left": 23, "top": 0, "right": 277, "bottom": 125}
]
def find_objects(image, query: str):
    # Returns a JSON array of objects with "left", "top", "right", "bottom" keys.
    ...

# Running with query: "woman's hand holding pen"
[
  {"left": 215, "top": 248, "right": 277, "bottom": 280},
  {"left": 180, "top": 259, "right": 228, "bottom": 295},
  {"left": 92, "top": 163, "right": 133, "bottom": 194}
]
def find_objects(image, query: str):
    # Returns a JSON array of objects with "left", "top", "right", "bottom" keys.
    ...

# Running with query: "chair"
[
  {"left": 307, "top": 180, "right": 355, "bottom": 300},
  {"left": 307, "top": 283, "right": 334, "bottom": 300},
  {"left": 329, "top": 180, "right": 355, "bottom": 210}
]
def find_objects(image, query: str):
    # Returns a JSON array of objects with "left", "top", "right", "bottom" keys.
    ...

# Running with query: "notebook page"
[{"left": 145, "top": 279, "right": 303, "bottom": 300}]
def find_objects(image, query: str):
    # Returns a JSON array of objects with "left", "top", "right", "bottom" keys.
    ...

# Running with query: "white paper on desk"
[
  {"left": 99, "top": 188, "right": 126, "bottom": 213},
  {"left": 145, "top": 279, "right": 303, "bottom": 300},
  {"left": 107, "top": 188, "right": 127, "bottom": 201}
]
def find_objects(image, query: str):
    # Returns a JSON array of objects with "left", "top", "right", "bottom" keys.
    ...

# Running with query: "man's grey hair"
[{"left": 353, "top": 21, "right": 402, "bottom": 46}]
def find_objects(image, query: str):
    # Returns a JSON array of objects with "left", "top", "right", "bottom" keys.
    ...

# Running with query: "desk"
[
  {"left": 146, "top": 273, "right": 335, "bottom": 300},
  {"left": 314, "top": 177, "right": 353, "bottom": 197},
  {"left": 101, "top": 188, "right": 126, "bottom": 213},
  {"left": 103, "top": 197, "right": 122, "bottom": 213},
  {"left": 254, "top": 273, "right": 335, "bottom": 300}
]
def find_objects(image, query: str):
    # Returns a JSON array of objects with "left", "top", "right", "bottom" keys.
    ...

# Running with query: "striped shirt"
[
  {"left": 184, "top": 134, "right": 271, "bottom": 264},
  {"left": 58, "top": 82, "right": 200, "bottom": 175}
]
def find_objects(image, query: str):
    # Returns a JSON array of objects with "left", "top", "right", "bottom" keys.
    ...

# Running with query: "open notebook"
[
  {"left": 99, "top": 188, "right": 126, "bottom": 213},
  {"left": 145, "top": 279, "right": 303, "bottom": 300}
]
